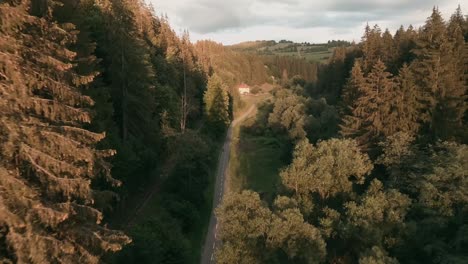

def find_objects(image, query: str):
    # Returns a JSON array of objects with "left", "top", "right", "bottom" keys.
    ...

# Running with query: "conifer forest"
[{"left": 0, "top": 1, "right": 467, "bottom": 263}]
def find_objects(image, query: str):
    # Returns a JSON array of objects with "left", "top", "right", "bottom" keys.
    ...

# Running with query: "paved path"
[{"left": 200, "top": 105, "right": 256, "bottom": 264}]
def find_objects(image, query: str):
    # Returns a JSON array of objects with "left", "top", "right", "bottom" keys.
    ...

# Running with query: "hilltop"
[{"left": 228, "top": 39, "right": 352, "bottom": 63}]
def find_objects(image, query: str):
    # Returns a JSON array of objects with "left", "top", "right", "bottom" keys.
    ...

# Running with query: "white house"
[{"left": 238, "top": 83, "right": 250, "bottom": 95}]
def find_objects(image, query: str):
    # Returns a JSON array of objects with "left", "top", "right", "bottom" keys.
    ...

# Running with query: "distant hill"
[{"left": 228, "top": 40, "right": 352, "bottom": 64}]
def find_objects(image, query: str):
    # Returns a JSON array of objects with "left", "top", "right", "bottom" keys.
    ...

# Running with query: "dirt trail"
[{"left": 200, "top": 105, "right": 256, "bottom": 264}]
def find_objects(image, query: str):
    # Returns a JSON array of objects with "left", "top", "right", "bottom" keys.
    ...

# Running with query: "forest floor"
[{"left": 106, "top": 167, "right": 161, "bottom": 229}]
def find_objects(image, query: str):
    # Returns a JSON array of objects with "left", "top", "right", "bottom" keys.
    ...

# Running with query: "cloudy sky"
[{"left": 147, "top": 0, "right": 464, "bottom": 44}]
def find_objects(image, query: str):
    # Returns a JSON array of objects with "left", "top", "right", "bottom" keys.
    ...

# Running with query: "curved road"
[{"left": 200, "top": 105, "right": 256, "bottom": 264}]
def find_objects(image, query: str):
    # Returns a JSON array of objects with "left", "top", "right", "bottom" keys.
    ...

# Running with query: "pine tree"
[
  {"left": 464, "top": 9, "right": 468, "bottom": 41},
  {"left": 104, "top": 0, "right": 156, "bottom": 142},
  {"left": 365, "top": 60, "right": 396, "bottom": 137},
  {"left": 448, "top": 5, "right": 465, "bottom": 39},
  {"left": 368, "top": 64, "right": 423, "bottom": 139},
  {"left": 281, "top": 68, "right": 289, "bottom": 84},
  {"left": 204, "top": 74, "right": 230, "bottom": 133},
  {"left": 411, "top": 7, "right": 466, "bottom": 141},
  {"left": 362, "top": 24, "right": 383, "bottom": 72},
  {"left": 341, "top": 60, "right": 395, "bottom": 149},
  {"left": 381, "top": 28, "right": 396, "bottom": 70},
  {"left": 340, "top": 61, "right": 368, "bottom": 143},
  {"left": 341, "top": 60, "right": 365, "bottom": 114},
  {"left": 391, "top": 64, "right": 422, "bottom": 136},
  {"left": 394, "top": 25, "right": 417, "bottom": 70},
  {"left": 448, "top": 6, "right": 466, "bottom": 84},
  {"left": 327, "top": 46, "right": 348, "bottom": 99},
  {"left": 0, "top": 1, "right": 130, "bottom": 263}
]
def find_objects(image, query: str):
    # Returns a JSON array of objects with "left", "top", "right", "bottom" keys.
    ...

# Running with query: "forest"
[
  {"left": 216, "top": 6, "right": 468, "bottom": 264},
  {"left": 0, "top": 0, "right": 467, "bottom": 264}
]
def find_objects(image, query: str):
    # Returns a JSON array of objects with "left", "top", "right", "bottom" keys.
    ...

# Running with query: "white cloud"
[{"left": 147, "top": 0, "right": 464, "bottom": 44}]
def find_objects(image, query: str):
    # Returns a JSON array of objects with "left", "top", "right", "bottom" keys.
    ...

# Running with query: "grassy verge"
[
  {"left": 237, "top": 133, "right": 285, "bottom": 199},
  {"left": 228, "top": 94, "right": 288, "bottom": 198},
  {"left": 227, "top": 94, "right": 264, "bottom": 192},
  {"left": 227, "top": 118, "right": 245, "bottom": 193},
  {"left": 229, "top": 127, "right": 289, "bottom": 200}
]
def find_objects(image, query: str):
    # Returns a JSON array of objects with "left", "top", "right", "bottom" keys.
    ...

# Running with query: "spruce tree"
[
  {"left": 0, "top": 1, "right": 130, "bottom": 263},
  {"left": 411, "top": 7, "right": 466, "bottom": 141},
  {"left": 341, "top": 60, "right": 395, "bottom": 149},
  {"left": 102, "top": 0, "right": 156, "bottom": 142},
  {"left": 381, "top": 28, "right": 396, "bottom": 70},
  {"left": 394, "top": 25, "right": 417, "bottom": 70},
  {"left": 361, "top": 24, "right": 383, "bottom": 72},
  {"left": 448, "top": 5, "right": 466, "bottom": 40},
  {"left": 341, "top": 60, "right": 365, "bottom": 114},
  {"left": 448, "top": 6, "right": 466, "bottom": 89},
  {"left": 391, "top": 64, "right": 422, "bottom": 136},
  {"left": 204, "top": 74, "right": 230, "bottom": 133}
]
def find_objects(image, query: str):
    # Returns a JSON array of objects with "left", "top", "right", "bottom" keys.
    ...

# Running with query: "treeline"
[
  {"left": 195, "top": 40, "right": 318, "bottom": 89},
  {"left": 229, "top": 40, "right": 278, "bottom": 52},
  {"left": 263, "top": 55, "right": 318, "bottom": 82},
  {"left": 326, "top": 40, "right": 352, "bottom": 48},
  {"left": 215, "top": 6, "right": 468, "bottom": 264},
  {"left": 0, "top": 0, "right": 324, "bottom": 262},
  {"left": 318, "top": 6, "right": 467, "bottom": 144},
  {"left": 0, "top": 0, "right": 234, "bottom": 263},
  {"left": 195, "top": 40, "right": 270, "bottom": 88}
]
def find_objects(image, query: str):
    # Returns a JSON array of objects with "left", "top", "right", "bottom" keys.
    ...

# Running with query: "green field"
[{"left": 229, "top": 40, "right": 350, "bottom": 64}]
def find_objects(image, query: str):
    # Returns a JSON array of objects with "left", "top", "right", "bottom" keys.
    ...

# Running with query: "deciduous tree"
[
  {"left": 215, "top": 191, "right": 272, "bottom": 264},
  {"left": 269, "top": 89, "right": 308, "bottom": 140},
  {"left": 280, "top": 139, "right": 373, "bottom": 201}
]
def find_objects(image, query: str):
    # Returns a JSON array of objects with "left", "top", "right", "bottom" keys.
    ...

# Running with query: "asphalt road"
[{"left": 200, "top": 105, "right": 256, "bottom": 264}]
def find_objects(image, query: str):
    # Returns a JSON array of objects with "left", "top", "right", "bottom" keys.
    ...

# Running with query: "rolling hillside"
[{"left": 228, "top": 40, "right": 351, "bottom": 63}]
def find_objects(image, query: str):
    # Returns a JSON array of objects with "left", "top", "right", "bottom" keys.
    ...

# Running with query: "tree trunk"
[
  {"left": 180, "top": 61, "right": 188, "bottom": 132},
  {"left": 121, "top": 43, "right": 128, "bottom": 142}
]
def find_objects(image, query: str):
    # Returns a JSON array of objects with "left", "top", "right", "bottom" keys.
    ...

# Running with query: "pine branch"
[
  {"left": 22, "top": 97, "right": 91, "bottom": 124},
  {"left": 20, "top": 149, "right": 92, "bottom": 201},
  {"left": 20, "top": 144, "right": 93, "bottom": 179}
]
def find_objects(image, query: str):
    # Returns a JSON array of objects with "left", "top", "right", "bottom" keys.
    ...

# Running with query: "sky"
[{"left": 146, "top": 0, "right": 464, "bottom": 45}]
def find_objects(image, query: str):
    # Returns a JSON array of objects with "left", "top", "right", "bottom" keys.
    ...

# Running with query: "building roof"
[{"left": 238, "top": 83, "right": 250, "bottom": 89}]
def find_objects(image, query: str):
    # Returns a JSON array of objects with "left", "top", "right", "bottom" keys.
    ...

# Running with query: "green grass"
[
  {"left": 237, "top": 134, "right": 286, "bottom": 198},
  {"left": 274, "top": 48, "right": 333, "bottom": 63},
  {"left": 229, "top": 95, "right": 288, "bottom": 199},
  {"left": 230, "top": 40, "right": 336, "bottom": 64}
]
